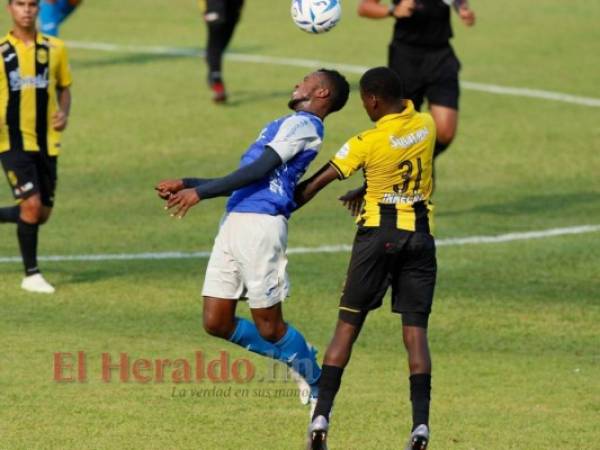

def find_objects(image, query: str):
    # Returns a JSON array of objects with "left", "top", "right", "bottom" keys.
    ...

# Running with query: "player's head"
[
  {"left": 359, "top": 67, "right": 405, "bottom": 122},
  {"left": 288, "top": 69, "right": 350, "bottom": 119},
  {"left": 7, "top": 0, "right": 39, "bottom": 30}
]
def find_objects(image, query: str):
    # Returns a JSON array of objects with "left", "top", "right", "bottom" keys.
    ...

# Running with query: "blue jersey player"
[
  {"left": 39, "top": 0, "right": 81, "bottom": 36},
  {"left": 156, "top": 69, "right": 350, "bottom": 410}
]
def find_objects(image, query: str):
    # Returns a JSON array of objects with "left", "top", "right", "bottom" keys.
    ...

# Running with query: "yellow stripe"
[{"left": 339, "top": 306, "right": 361, "bottom": 313}]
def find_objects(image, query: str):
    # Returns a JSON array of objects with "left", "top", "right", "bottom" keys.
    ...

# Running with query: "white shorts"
[{"left": 202, "top": 212, "right": 290, "bottom": 309}]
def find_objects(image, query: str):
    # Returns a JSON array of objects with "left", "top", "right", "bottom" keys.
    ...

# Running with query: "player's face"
[
  {"left": 288, "top": 72, "right": 323, "bottom": 111},
  {"left": 8, "top": 0, "right": 39, "bottom": 29}
]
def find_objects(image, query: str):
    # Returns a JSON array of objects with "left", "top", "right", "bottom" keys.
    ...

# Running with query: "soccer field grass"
[{"left": 1, "top": 1, "right": 599, "bottom": 449}]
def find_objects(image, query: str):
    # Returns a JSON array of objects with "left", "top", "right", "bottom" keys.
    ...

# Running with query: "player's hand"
[
  {"left": 339, "top": 187, "right": 365, "bottom": 217},
  {"left": 393, "top": 0, "right": 416, "bottom": 18},
  {"left": 458, "top": 4, "right": 475, "bottom": 26},
  {"left": 155, "top": 179, "right": 185, "bottom": 200},
  {"left": 165, "top": 188, "right": 200, "bottom": 219},
  {"left": 52, "top": 110, "right": 68, "bottom": 131}
]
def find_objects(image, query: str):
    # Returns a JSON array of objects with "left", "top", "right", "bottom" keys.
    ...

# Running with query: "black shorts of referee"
[
  {"left": 339, "top": 226, "right": 437, "bottom": 329},
  {"left": 388, "top": 41, "right": 461, "bottom": 111}
]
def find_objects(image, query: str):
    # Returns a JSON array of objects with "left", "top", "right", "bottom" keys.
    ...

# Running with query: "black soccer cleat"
[{"left": 405, "top": 424, "right": 429, "bottom": 450}]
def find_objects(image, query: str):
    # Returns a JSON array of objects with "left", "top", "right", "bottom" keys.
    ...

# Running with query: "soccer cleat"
[
  {"left": 290, "top": 367, "right": 312, "bottom": 405},
  {"left": 21, "top": 273, "right": 55, "bottom": 294},
  {"left": 306, "top": 415, "right": 328, "bottom": 450},
  {"left": 405, "top": 424, "right": 429, "bottom": 450},
  {"left": 210, "top": 81, "right": 227, "bottom": 103}
]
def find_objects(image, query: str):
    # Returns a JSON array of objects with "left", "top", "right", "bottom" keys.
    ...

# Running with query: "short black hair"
[
  {"left": 317, "top": 68, "right": 350, "bottom": 113},
  {"left": 359, "top": 67, "right": 404, "bottom": 102}
]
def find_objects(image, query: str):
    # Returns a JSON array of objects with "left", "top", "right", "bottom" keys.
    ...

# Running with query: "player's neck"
[{"left": 11, "top": 26, "right": 37, "bottom": 45}]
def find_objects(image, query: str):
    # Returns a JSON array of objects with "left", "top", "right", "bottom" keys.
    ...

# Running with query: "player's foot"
[
  {"left": 21, "top": 273, "right": 55, "bottom": 294},
  {"left": 306, "top": 415, "right": 328, "bottom": 450},
  {"left": 405, "top": 424, "right": 429, "bottom": 450},
  {"left": 210, "top": 81, "right": 227, "bottom": 103}
]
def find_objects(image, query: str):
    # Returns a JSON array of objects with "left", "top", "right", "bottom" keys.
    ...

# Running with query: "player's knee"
[
  {"left": 256, "top": 321, "right": 284, "bottom": 343},
  {"left": 20, "top": 197, "right": 44, "bottom": 224},
  {"left": 203, "top": 315, "right": 232, "bottom": 339},
  {"left": 436, "top": 126, "right": 456, "bottom": 146}
]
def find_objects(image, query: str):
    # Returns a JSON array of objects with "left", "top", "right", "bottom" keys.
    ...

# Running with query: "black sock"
[
  {"left": 434, "top": 141, "right": 449, "bottom": 158},
  {"left": 410, "top": 373, "right": 431, "bottom": 430},
  {"left": 0, "top": 205, "right": 19, "bottom": 223},
  {"left": 17, "top": 219, "right": 40, "bottom": 276},
  {"left": 312, "top": 365, "right": 344, "bottom": 421}
]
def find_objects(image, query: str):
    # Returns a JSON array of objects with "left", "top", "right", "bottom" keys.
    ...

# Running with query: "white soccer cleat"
[
  {"left": 306, "top": 415, "right": 329, "bottom": 450},
  {"left": 405, "top": 424, "right": 430, "bottom": 450},
  {"left": 289, "top": 368, "right": 312, "bottom": 405},
  {"left": 21, "top": 273, "right": 55, "bottom": 294}
]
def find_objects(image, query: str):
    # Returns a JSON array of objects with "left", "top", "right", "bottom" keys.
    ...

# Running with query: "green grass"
[{"left": 1, "top": 1, "right": 599, "bottom": 449}]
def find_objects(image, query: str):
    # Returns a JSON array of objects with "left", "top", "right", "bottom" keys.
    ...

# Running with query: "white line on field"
[
  {"left": 0, "top": 224, "right": 598, "bottom": 264},
  {"left": 67, "top": 40, "right": 600, "bottom": 108}
]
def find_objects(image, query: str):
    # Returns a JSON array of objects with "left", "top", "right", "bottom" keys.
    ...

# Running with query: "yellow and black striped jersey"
[
  {"left": 330, "top": 101, "right": 436, "bottom": 234},
  {"left": 0, "top": 32, "right": 72, "bottom": 156}
]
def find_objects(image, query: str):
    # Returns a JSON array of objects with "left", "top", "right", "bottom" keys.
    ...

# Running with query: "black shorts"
[
  {"left": 204, "top": 0, "right": 244, "bottom": 25},
  {"left": 340, "top": 227, "right": 437, "bottom": 327},
  {"left": 0, "top": 151, "right": 57, "bottom": 207},
  {"left": 388, "top": 41, "right": 461, "bottom": 111}
]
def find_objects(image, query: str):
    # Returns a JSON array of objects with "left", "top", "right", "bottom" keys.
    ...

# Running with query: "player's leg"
[
  {"left": 204, "top": 0, "right": 243, "bottom": 102},
  {"left": 39, "top": 0, "right": 80, "bottom": 36},
  {"left": 308, "top": 227, "right": 389, "bottom": 449},
  {"left": 1, "top": 152, "right": 54, "bottom": 293},
  {"left": 388, "top": 41, "right": 427, "bottom": 111},
  {"left": 429, "top": 104, "right": 458, "bottom": 158},
  {"left": 424, "top": 45, "right": 461, "bottom": 159},
  {"left": 391, "top": 231, "right": 437, "bottom": 450}
]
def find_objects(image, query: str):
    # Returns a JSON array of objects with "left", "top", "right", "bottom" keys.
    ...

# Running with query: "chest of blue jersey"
[{"left": 226, "top": 112, "right": 324, "bottom": 218}]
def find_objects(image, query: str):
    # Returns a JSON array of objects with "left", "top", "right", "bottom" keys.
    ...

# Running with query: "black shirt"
[{"left": 392, "top": 0, "right": 453, "bottom": 48}]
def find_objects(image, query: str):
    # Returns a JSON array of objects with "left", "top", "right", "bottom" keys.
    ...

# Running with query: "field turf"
[{"left": 1, "top": 1, "right": 599, "bottom": 449}]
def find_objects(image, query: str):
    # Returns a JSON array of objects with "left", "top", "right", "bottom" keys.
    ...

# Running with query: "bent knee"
[{"left": 203, "top": 316, "right": 234, "bottom": 339}]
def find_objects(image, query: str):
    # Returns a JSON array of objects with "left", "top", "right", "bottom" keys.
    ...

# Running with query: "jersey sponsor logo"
[
  {"left": 335, "top": 143, "right": 350, "bottom": 159},
  {"left": 8, "top": 68, "right": 49, "bottom": 91},
  {"left": 381, "top": 191, "right": 425, "bottom": 205},
  {"left": 389, "top": 127, "right": 430, "bottom": 149}
]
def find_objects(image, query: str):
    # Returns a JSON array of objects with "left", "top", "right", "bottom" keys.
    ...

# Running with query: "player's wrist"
[{"left": 388, "top": 4, "right": 396, "bottom": 18}]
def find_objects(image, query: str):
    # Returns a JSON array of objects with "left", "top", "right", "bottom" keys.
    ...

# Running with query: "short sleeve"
[
  {"left": 329, "top": 134, "right": 368, "bottom": 179},
  {"left": 266, "top": 115, "right": 322, "bottom": 163},
  {"left": 55, "top": 43, "right": 72, "bottom": 88}
]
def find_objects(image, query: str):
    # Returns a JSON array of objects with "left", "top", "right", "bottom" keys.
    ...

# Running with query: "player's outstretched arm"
[
  {"left": 161, "top": 148, "right": 283, "bottom": 219},
  {"left": 358, "top": 0, "right": 415, "bottom": 19},
  {"left": 452, "top": 0, "right": 475, "bottom": 26},
  {"left": 294, "top": 163, "right": 341, "bottom": 210}
]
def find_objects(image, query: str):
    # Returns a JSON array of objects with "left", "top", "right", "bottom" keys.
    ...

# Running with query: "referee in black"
[
  {"left": 358, "top": 0, "right": 475, "bottom": 160},
  {"left": 202, "top": 0, "right": 244, "bottom": 103}
]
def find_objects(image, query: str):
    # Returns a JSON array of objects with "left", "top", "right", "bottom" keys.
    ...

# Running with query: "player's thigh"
[
  {"left": 36, "top": 155, "right": 58, "bottom": 209},
  {"left": 391, "top": 232, "right": 437, "bottom": 322},
  {"left": 231, "top": 213, "right": 290, "bottom": 309},
  {"left": 201, "top": 216, "right": 245, "bottom": 300},
  {"left": 0, "top": 151, "right": 42, "bottom": 204},
  {"left": 424, "top": 46, "right": 460, "bottom": 111},
  {"left": 340, "top": 227, "right": 391, "bottom": 313}
]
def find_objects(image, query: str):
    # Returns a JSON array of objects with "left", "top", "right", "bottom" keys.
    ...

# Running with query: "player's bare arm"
[
  {"left": 449, "top": 0, "right": 475, "bottom": 26},
  {"left": 294, "top": 163, "right": 340, "bottom": 210},
  {"left": 358, "top": 0, "right": 415, "bottom": 19},
  {"left": 53, "top": 87, "right": 71, "bottom": 131}
]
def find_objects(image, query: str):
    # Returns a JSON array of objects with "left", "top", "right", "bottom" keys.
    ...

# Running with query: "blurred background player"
[
  {"left": 295, "top": 67, "right": 437, "bottom": 450},
  {"left": 201, "top": 0, "right": 244, "bottom": 103},
  {"left": 0, "top": 0, "right": 72, "bottom": 293},
  {"left": 155, "top": 69, "right": 350, "bottom": 411},
  {"left": 358, "top": 0, "right": 475, "bottom": 162},
  {"left": 38, "top": 0, "right": 82, "bottom": 37}
]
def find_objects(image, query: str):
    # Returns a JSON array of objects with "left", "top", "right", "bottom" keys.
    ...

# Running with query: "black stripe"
[
  {"left": 3, "top": 41, "right": 23, "bottom": 152},
  {"left": 35, "top": 38, "right": 49, "bottom": 154},
  {"left": 413, "top": 201, "right": 430, "bottom": 233},
  {"left": 378, "top": 203, "right": 397, "bottom": 228}
]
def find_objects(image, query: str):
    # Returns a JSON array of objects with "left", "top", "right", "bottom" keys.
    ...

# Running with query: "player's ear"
[{"left": 316, "top": 86, "right": 331, "bottom": 100}]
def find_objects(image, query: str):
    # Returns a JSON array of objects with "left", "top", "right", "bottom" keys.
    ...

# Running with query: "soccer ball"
[{"left": 291, "top": 0, "right": 342, "bottom": 34}]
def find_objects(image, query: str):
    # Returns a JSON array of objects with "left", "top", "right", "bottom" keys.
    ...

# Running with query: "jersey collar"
[
  {"left": 6, "top": 31, "right": 45, "bottom": 48},
  {"left": 375, "top": 100, "right": 416, "bottom": 127},
  {"left": 296, "top": 110, "right": 324, "bottom": 124}
]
